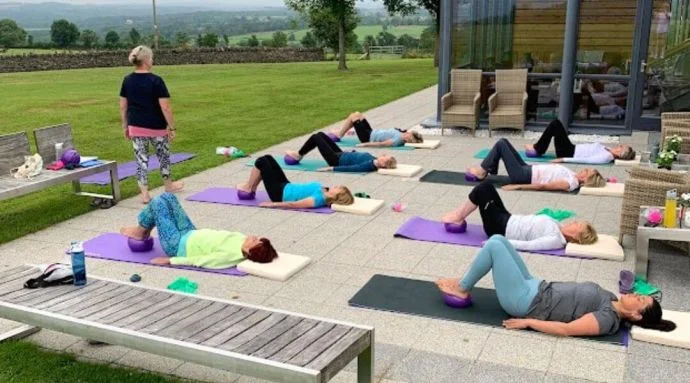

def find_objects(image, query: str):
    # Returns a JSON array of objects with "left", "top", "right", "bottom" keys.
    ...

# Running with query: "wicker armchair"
[
  {"left": 619, "top": 167, "right": 690, "bottom": 249},
  {"left": 660, "top": 112, "right": 690, "bottom": 153},
  {"left": 488, "top": 69, "right": 528, "bottom": 136},
  {"left": 441, "top": 69, "right": 482, "bottom": 136}
]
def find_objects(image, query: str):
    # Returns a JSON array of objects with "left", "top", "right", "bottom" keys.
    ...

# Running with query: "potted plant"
[
  {"left": 666, "top": 134, "right": 683, "bottom": 153},
  {"left": 656, "top": 149, "right": 677, "bottom": 169}
]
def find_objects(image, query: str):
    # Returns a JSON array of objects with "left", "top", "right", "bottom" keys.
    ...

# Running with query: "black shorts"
[{"left": 353, "top": 119, "right": 373, "bottom": 143}]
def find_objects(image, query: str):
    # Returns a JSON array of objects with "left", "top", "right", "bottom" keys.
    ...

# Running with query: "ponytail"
[{"left": 632, "top": 299, "right": 676, "bottom": 332}]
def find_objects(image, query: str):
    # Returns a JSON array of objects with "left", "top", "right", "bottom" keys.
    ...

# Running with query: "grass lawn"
[
  {"left": 0, "top": 341, "right": 184, "bottom": 382},
  {"left": 226, "top": 24, "right": 428, "bottom": 45},
  {"left": 0, "top": 58, "right": 436, "bottom": 244}
]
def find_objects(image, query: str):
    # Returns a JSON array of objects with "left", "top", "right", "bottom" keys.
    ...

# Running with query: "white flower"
[{"left": 682, "top": 193, "right": 690, "bottom": 201}]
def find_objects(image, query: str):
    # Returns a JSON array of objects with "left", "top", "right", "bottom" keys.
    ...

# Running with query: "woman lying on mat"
[
  {"left": 238, "top": 155, "right": 355, "bottom": 209},
  {"left": 436, "top": 235, "right": 676, "bottom": 336},
  {"left": 442, "top": 181, "right": 597, "bottom": 251},
  {"left": 467, "top": 138, "right": 606, "bottom": 192},
  {"left": 328, "top": 111, "right": 423, "bottom": 147},
  {"left": 285, "top": 132, "right": 397, "bottom": 173},
  {"left": 121, "top": 193, "right": 277, "bottom": 269},
  {"left": 525, "top": 119, "right": 636, "bottom": 164}
]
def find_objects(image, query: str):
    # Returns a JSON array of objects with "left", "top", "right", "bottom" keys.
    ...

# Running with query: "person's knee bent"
[
  {"left": 468, "top": 180, "right": 496, "bottom": 205},
  {"left": 255, "top": 155, "right": 272, "bottom": 171},
  {"left": 487, "top": 234, "right": 511, "bottom": 248}
]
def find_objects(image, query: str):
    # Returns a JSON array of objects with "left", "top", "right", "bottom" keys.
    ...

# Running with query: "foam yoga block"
[
  {"left": 236, "top": 190, "right": 256, "bottom": 200},
  {"left": 406, "top": 140, "right": 440, "bottom": 149},
  {"left": 579, "top": 183, "right": 625, "bottom": 197},
  {"left": 332, "top": 197, "right": 385, "bottom": 216},
  {"left": 283, "top": 155, "right": 300, "bottom": 165},
  {"left": 444, "top": 221, "right": 467, "bottom": 233},
  {"left": 614, "top": 154, "right": 642, "bottom": 166},
  {"left": 377, "top": 164, "right": 423, "bottom": 177},
  {"left": 237, "top": 253, "right": 310, "bottom": 282},
  {"left": 127, "top": 237, "right": 154, "bottom": 253},
  {"left": 632, "top": 310, "right": 690, "bottom": 350},
  {"left": 443, "top": 293, "right": 472, "bottom": 308},
  {"left": 564, "top": 234, "right": 625, "bottom": 261}
]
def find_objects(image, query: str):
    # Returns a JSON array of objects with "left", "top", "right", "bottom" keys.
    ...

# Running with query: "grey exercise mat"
[
  {"left": 419, "top": 170, "right": 578, "bottom": 194},
  {"left": 348, "top": 274, "right": 627, "bottom": 345}
]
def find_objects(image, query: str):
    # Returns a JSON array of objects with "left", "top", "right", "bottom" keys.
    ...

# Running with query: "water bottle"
[
  {"left": 70, "top": 241, "right": 87, "bottom": 286},
  {"left": 216, "top": 146, "right": 238, "bottom": 157},
  {"left": 664, "top": 189, "right": 678, "bottom": 229}
]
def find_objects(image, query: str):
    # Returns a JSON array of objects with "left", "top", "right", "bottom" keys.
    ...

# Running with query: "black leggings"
[
  {"left": 480, "top": 139, "right": 533, "bottom": 184},
  {"left": 353, "top": 119, "right": 373, "bottom": 143},
  {"left": 468, "top": 181, "right": 512, "bottom": 236},
  {"left": 299, "top": 132, "right": 342, "bottom": 166},
  {"left": 255, "top": 155, "right": 289, "bottom": 202},
  {"left": 533, "top": 119, "right": 576, "bottom": 158}
]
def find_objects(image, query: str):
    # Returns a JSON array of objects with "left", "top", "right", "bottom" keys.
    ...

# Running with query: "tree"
[
  {"left": 397, "top": 33, "right": 419, "bottom": 49},
  {"left": 363, "top": 35, "right": 375, "bottom": 49},
  {"left": 175, "top": 32, "right": 190, "bottom": 48},
  {"left": 27, "top": 35, "right": 33, "bottom": 46},
  {"left": 104, "top": 30, "right": 120, "bottom": 49},
  {"left": 0, "top": 19, "right": 27, "bottom": 48},
  {"left": 376, "top": 31, "right": 397, "bottom": 46},
  {"left": 198, "top": 33, "right": 219, "bottom": 48},
  {"left": 300, "top": 31, "right": 318, "bottom": 48},
  {"left": 288, "top": 32, "right": 296, "bottom": 42},
  {"left": 247, "top": 34, "right": 260, "bottom": 47},
  {"left": 285, "top": 0, "right": 358, "bottom": 71},
  {"left": 80, "top": 29, "right": 98, "bottom": 49},
  {"left": 381, "top": 0, "right": 440, "bottom": 63},
  {"left": 129, "top": 28, "right": 141, "bottom": 45},
  {"left": 419, "top": 26, "right": 435, "bottom": 51},
  {"left": 272, "top": 31, "right": 288, "bottom": 47},
  {"left": 223, "top": 34, "right": 230, "bottom": 46},
  {"left": 50, "top": 19, "right": 80, "bottom": 47}
]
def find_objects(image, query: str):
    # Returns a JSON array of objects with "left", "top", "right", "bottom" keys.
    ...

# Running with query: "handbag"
[
  {"left": 11, "top": 153, "right": 43, "bottom": 180},
  {"left": 24, "top": 263, "right": 74, "bottom": 289}
]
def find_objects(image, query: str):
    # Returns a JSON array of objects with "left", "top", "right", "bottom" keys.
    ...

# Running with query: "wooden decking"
[{"left": 0, "top": 266, "right": 373, "bottom": 383}]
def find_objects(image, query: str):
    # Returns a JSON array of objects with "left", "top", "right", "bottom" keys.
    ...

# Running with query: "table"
[{"left": 635, "top": 206, "right": 690, "bottom": 279}]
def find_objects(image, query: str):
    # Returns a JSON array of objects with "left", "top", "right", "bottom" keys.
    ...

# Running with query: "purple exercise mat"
[
  {"left": 83, "top": 232, "right": 247, "bottom": 276},
  {"left": 394, "top": 216, "right": 567, "bottom": 257},
  {"left": 80, "top": 153, "right": 196, "bottom": 185},
  {"left": 186, "top": 187, "right": 334, "bottom": 214}
]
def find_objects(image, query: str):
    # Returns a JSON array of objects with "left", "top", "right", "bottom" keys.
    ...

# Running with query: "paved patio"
[{"left": 1, "top": 86, "right": 689, "bottom": 382}]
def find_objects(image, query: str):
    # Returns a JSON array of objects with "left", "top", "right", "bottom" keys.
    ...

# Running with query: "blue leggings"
[
  {"left": 460, "top": 235, "right": 541, "bottom": 317},
  {"left": 138, "top": 193, "right": 196, "bottom": 256}
]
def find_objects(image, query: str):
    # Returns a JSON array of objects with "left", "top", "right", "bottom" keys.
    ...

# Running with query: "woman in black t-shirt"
[{"left": 119, "top": 45, "right": 183, "bottom": 204}]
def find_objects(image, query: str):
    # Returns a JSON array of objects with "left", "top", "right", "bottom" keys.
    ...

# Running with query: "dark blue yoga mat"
[{"left": 80, "top": 153, "right": 196, "bottom": 185}]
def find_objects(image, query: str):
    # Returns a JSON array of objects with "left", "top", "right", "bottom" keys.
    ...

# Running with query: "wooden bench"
[
  {"left": 0, "top": 266, "right": 374, "bottom": 383},
  {"left": 0, "top": 124, "right": 120, "bottom": 203}
]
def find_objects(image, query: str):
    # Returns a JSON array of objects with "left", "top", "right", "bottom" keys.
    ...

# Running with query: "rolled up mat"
[
  {"left": 83, "top": 233, "right": 247, "bottom": 276},
  {"left": 394, "top": 216, "right": 569, "bottom": 257},
  {"left": 419, "top": 170, "right": 578, "bottom": 194},
  {"left": 337, "top": 137, "right": 415, "bottom": 151},
  {"left": 473, "top": 148, "right": 613, "bottom": 166},
  {"left": 349, "top": 274, "right": 628, "bottom": 346},
  {"left": 246, "top": 155, "right": 366, "bottom": 174},
  {"left": 80, "top": 153, "right": 196, "bottom": 185},
  {"left": 186, "top": 187, "right": 334, "bottom": 214}
]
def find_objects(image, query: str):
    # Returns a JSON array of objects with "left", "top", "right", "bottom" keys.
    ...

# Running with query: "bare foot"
[
  {"left": 120, "top": 226, "right": 149, "bottom": 241},
  {"left": 467, "top": 166, "right": 487, "bottom": 180},
  {"left": 237, "top": 182, "right": 252, "bottom": 193},
  {"left": 435, "top": 278, "right": 470, "bottom": 299},
  {"left": 140, "top": 194, "right": 152, "bottom": 204},
  {"left": 442, "top": 211, "right": 463, "bottom": 224},
  {"left": 525, "top": 143, "right": 535, "bottom": 152},
  {"left": 285, "top": 150, "right": 302, "bottom": 161},
  {"left": 165, "top": 181, "right": 184, "bottom": 193}
]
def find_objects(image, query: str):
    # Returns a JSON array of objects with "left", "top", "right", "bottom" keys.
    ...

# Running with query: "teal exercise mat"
[
  {"left": 419, "top": 170, "right": 578, "bottom": 194},
  {"left": 337, "top": 136, "right": 415, "bottom": 151},
  {"left": 473, "top": 148, "right": 613, "bottom": 166},
  {"left": 349, "top": 274, "right": 628, "bottom": 346},
  {"left": 246, "top": 155, "right": 366, "bottom": 174}
]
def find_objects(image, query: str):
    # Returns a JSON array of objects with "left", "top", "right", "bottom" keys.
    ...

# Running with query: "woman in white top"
[
  {"left": 442, "top": 181, "right": 598, "bottom": 251},
  {"left": 468, "top": 138, "right": 606, "bottom": 192},
  {"left": 525, "top": 120, "right": 636, "bottom": 164}
]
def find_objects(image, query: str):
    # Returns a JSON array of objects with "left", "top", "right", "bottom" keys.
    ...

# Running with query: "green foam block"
[{"left": 167, "top": 277, "right": 198, "bottom": 294}]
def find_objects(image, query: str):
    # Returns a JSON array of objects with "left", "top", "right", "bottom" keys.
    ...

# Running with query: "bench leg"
[
  {"left": 357, "top": 344, "right": 373, "bottom": 383},
  {"left": 72, "top": 180, "right": 82, "bottom": 194},
  {"left": 110, "top": 166, "right": 121, "bottom": 202},
  {"left": 0, "top": 325, "right": 40, "bottom": 343},
  {"left": 635, "top": 234, "right": 650, "bottom": 280}
]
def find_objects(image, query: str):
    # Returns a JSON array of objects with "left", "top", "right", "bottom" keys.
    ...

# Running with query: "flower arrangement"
[
  {"left": 656, "top": 149, "right": 678, "bottom": 169},
  {"left": 679, "top": 193, "right": 690, "bottom": 208},
  {"left": 643, "top": 208, "right": 663, "bottom": 227},
  {"left": 666, "top": 135, "right": 683, "bottom": 153}
]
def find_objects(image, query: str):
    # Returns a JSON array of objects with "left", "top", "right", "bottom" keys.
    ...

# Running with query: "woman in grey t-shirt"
[{"left": 436, "top": 235, "right": 676, "bottom": 336}]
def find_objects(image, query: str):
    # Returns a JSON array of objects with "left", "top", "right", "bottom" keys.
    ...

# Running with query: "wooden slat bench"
[
  {"left": 0, "top": 125, "right": 120, "bottom": 203},
  {"left": 0, "top": 266, "right": 374, "bottom": 383}
]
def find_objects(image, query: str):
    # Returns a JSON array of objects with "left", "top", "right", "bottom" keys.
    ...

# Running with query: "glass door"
[{"left": 629, "top": 0, "right": 690, "bottom": 131}]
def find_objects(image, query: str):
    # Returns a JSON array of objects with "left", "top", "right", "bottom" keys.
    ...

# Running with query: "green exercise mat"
[
  {"left": 246, "top": 155, "right": 366, "bottom": 174},
  {"left": 419, "top": 170, "right": 578, "bottom": 194},
  {"left": 337, "top": 136, "right": 415, "bottom": 151},
  {"left": 349, "top": 274, "right": 627, "bottom": 346},
  {"left": 473, "top": 148, "right": 613, "bottom": 166}
]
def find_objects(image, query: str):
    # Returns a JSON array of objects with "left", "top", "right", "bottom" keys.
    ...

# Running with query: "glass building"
[{"left": 433, "top": 0, "right": 690, "bottom": 134}]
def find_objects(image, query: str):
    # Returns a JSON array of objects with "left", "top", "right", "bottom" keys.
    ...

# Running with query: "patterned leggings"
[
  {"left": 132, "top": 136, "right": 171, "bottom": 187},
  {"left": 138, "top": 193, "right": 196, "bottom": 256}
]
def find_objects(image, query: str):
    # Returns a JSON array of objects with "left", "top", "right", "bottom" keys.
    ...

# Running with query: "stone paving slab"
[{"left": 0, "top": 85, "right": 687, "bottom": 382}]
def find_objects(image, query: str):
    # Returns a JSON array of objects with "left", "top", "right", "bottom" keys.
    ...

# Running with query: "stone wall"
[{"left": 0, "top": 48, "right": 324, "bottom": 73}]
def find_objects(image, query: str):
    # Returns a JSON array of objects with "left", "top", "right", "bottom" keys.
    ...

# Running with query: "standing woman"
[{"left": 120, "top": 45, "right": 184, "bottom": 204}]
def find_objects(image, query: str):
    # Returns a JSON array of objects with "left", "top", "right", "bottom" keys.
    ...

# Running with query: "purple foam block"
[
  {"left": 443, "top": 293, "right": 472, "bottom": 308},
  {"left": 83, "top": 233, "right": 247, "bottom": 276},
  {"left": 444, "top": 221, "right": 467, "bottom": 234},
  {"left": 127, "top": 237, "right": 154, "bottom": 252},
  {"left": 465, "top": 173, "right": 479, "bottom": 182},
  {"left": 80, "top": 153, "right": 196, "bottom": 185},
  {"left": 187, "top": 187, "right": 334, "bottom": 214},
  {"left": 395, "top": 216, "right": 568, "bottom": 257},
  {"left": 237, "top": 190, "right": 256, "bottom": 200},
  {"left": 284, "top": 155, "right": 300, "bottom": 165},
  {"left": 525, "top": 150, "right": 540, "bottom": 158},
  {"left": 326, "top": 132, "right": 341, "bottom": 142}
]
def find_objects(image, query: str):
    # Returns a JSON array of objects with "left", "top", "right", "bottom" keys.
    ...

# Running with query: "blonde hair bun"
[{"left": 129, "top": 45, "right": 153, "bottom": 67}]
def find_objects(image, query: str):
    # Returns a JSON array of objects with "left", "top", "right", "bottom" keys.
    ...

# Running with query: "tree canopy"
[
  {"left": 0, "top": 19, "right": 27, "bottom": 47},
  {"left": 50, "top": 19, "right": 80, "bottom": 47}
]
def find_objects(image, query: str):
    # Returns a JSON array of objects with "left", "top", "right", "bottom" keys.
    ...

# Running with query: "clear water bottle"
[
  {"left": 216, "top": 146, "right": 238, "bottom": 157},
  {"left": 70, "top": 241, "right": 87, "bottom": 286}
]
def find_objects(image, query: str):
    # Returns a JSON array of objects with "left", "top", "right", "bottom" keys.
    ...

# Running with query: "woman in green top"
[{"left": 121, "top": 193, "right": 277, "bottom": 269}]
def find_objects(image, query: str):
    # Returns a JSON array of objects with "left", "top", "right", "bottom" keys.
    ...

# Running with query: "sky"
[{"left": 10, "top": 0, "right": 381, "bottom": 6}]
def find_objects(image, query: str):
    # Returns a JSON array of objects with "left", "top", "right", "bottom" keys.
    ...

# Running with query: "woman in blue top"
[
  {"left": 329, "top": 112, "right": 424, "bottom": 148},
  {"left": 285, "top": 132, "right": 398, "bottom": 173},
  {"left": 238, "top": 155, "right": 355, "bottom": 209}
]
